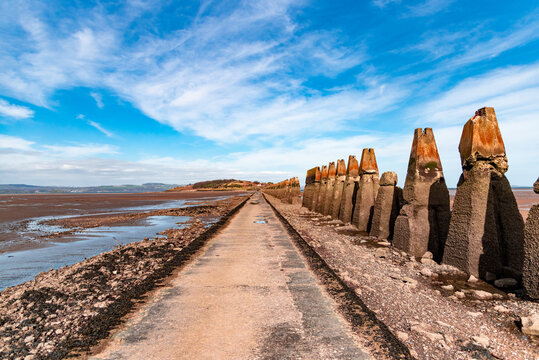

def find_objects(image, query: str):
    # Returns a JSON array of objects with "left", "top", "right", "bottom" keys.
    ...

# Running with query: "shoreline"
[{"left": 0, "top": 194, "right": 250, "bottom": 359}]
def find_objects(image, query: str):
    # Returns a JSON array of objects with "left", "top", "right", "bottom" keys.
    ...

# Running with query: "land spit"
[
  {"left": 88, "top": 193, "right": 380, "bottom": 359},
  {"left": 0, "top": 195, "right": 249, "bottom": 359},
  {"left": 265, "top": 194, "right": 539, "bottom": 360}
]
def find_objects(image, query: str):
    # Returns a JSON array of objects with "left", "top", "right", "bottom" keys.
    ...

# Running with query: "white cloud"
[
  {"left": 42, "top": 143, "right": 118, "bottom": 157},
  {"left": 372, "top": 0, "right": 401, "bottom": 8},
  {"left": 0, "top": 98, "right": 34, "bottom": 119},
  {"left": 90, "top": 92, "right": 104, "bottom": 108},
  {"left": 405, "top": 0, "right": 456, "bottom": 18},
  {"left": 88, "top": 120, "right": 114, "bottom": 137},
  {"left": 413, "top": 62, "right": 539, "bottom": 125},
  {"left": 0, "top": 134, "right": 35, "bottom": 150}
]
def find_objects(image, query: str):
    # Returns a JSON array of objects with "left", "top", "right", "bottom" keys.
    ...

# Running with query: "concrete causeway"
[{"left": 90, "top": 193, "right": 370, "bottom": 359}]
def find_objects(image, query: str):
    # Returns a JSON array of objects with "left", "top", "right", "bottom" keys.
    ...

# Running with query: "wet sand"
[
  {"left": 0, "top": 191, "right": 245, "bottom": 224},
  {"left": 0, "top": 191, "right": 249, "bottom": 253}
]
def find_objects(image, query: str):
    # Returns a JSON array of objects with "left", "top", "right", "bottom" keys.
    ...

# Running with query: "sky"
[{"left": 0, "top": 0, "right": 538, "bottom": 187}]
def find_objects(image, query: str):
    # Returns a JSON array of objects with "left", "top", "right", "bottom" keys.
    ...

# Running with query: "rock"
[
  {"left": 395, "top": 331, "right": 409, "bottom": 342},
  {"left": 485, "top": 272, "right": 496, "bottom": 282},
  {"left": 473, "top": 290, "right": 493, "bottom": 300},
  {"left": 520, "top": 314, "right": 539, "bottom": 336},
  {"left": 467, "top": 275, "right": 478, "bottom": 283},
  {"left": 422, "top": 251, "right": 434, "bottom": 260},
  {"left": 493, "top": 305, "right": 509, "bottom": 313},
  {"left": 441, "top": 285, "right": 454, "bottom": 291},
  {"left": 421, "top": 268, "right": 433, "bottom": 277},
  {"left": 402, "top": 277, "right": 418, "bottom": 288},
  {"left": 411, "top": 324, "right": 443, "bottom": 342},
  {"left": 494, "top": 278, "right": 518, "bottom": 288},
  {"left": 375, "top": 248, "right": 387, "bottom": 258},
  {"left": 420, "top": 258, "right": 437, "bottom": 266},
  {"left": 534, "top": 177, "right": 539, "bottom": 194},
  {"left": 455, "top": 291, "right": 465, "bottom": 299},
  {"left": 472, "top": 335, "right": 490, "bottom": 347},
  {"left": 24, "top": 335, "right": 34, "bottom": 343},
  {"left": 377, "top": 241, "right": 391, "bottom": 247}
]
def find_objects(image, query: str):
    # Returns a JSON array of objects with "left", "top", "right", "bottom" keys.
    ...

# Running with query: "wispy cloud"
[
  {"left": 0, "top": 134, "right": 35, "bottom": 150},
  {"left": 90, "top": 92, "right": 104, "bottom": 108},
  {"left": 88, "top": 120, "right": 114, "bottom": 137},
  {"left": 405, "top": 0, "right": 456, "bottom": 18},
  {"left": 42, "top": 143, "right": 118, "bottom": 157},
  {"left": 0, "top": 98, "right": 34, "bottom": 119},
  {"left": 372, "top": 0, "right": 401, "bottom": 8}
]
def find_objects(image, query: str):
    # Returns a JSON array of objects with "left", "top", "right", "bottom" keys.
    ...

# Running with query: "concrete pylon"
[
  {"left": 322, "top": 162, "right": 336, "bottom": 215},
  {"left": 330, "top": 159, "right": 346, "bottom": 219},
  {"left": 393, "top": 128, "right": 450, "bottom": 261},
  {"left": 443, "top": 107, "right": 524, "bottom": 278},
  {"left": 523, "top": 178, "right": 539, "bottom": 299},
  {"left": 290, "top": 177, "right": 302, "bottom": 204},
  {"left": 339, "top": 155, "right": 359, "bottom": 223},
  {"left": 302, "top": 167, "right": 319, "bottom": 210},
  {"left": 310, "top": 167, "right": 322, "bottom": 211},
  {"left": 352, "top": 149, "right": 380, "bottom": 232},
  {"left": 316, "top": 165, "right": 328, "bottom": 213},
  {"left": 370, "top": 172, "right": 403, "bottom": 240}
]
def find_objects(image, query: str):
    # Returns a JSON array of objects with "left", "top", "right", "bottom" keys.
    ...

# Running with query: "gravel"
[{"left": 266, "top": 195, "right": 539, "bottom": 360}]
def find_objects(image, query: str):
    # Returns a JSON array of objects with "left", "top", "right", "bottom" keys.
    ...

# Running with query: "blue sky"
[{"left": 0, "top": 0, "right": 538, "bottom": 187}]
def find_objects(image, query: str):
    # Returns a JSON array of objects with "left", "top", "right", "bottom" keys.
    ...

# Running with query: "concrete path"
[{"left": 90, "top": 193, "right": 370, "bottom": 360}]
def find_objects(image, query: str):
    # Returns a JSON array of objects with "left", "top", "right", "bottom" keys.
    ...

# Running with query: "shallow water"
[{"left": 0, "top": 215, "right": 190, "bottom": 291}]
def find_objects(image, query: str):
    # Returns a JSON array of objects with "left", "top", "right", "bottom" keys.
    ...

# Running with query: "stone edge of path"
[
  {"left": 66, "top": 193, "right": 253, "bottom": 359},
  {"left": 263, "top": 194, "right": 414, "bottom": 360}
]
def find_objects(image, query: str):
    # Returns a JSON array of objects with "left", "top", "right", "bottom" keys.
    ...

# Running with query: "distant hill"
[
  {"left": 166, "top": 179, "right": 264, "bottom": 192},
  {"left": 0, "top": 183, "right": 179, "bottom": 194}
]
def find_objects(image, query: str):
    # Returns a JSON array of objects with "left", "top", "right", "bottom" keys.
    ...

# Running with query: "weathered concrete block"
[
  {"left": 330, "top": 159, "right": 346, "bottom": 219},
  {"left": 302, "top": 167, "right": 320, "bottom": 210},
  {"left": 315, "top": 165, "right": 328, "bottom": 213},
  {"left": 459, "top": 107, "right": 507, "bottom": 173},
  {"left": 339, "top": 155, "right": 359, "bottom": 223},
  {"left": 311, "top": 167, "right": 322, "bottom": 212},
  {"left": 370, "top": 172, "right": 403, "bottom": 240},
  {"left": 393, "top": 128, "right": 450, "bottom": 261},
  {"left": 352, "top": 149, "right": 380, "bottom": 232},
  {"left": 443, "top": 107, "right": 524, "bottom": 278},
  {"left": 290, "top": 177, "right": 302, "bottom": 205},
  {"left": 524, "top": 203, "right": 539, "bottom": 299},
  {"left": 322, "top": 162, "right": 336, "bottom": 215}
]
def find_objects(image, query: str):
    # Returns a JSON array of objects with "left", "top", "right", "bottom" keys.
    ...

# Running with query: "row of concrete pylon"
[
  {"left": 298, "top": 107, "right": 538, "bottom": 299},
  {"left": 263, "top": 177, "right": 302, "bottom": 204}
]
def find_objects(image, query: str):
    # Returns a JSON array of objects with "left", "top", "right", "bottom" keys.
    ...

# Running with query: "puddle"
[
  {"left": 254, "top": 220, "right": 268, "bottom": 224},
  {"left": 0, "top": 215, "right": 190, "bottom": 290}
]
